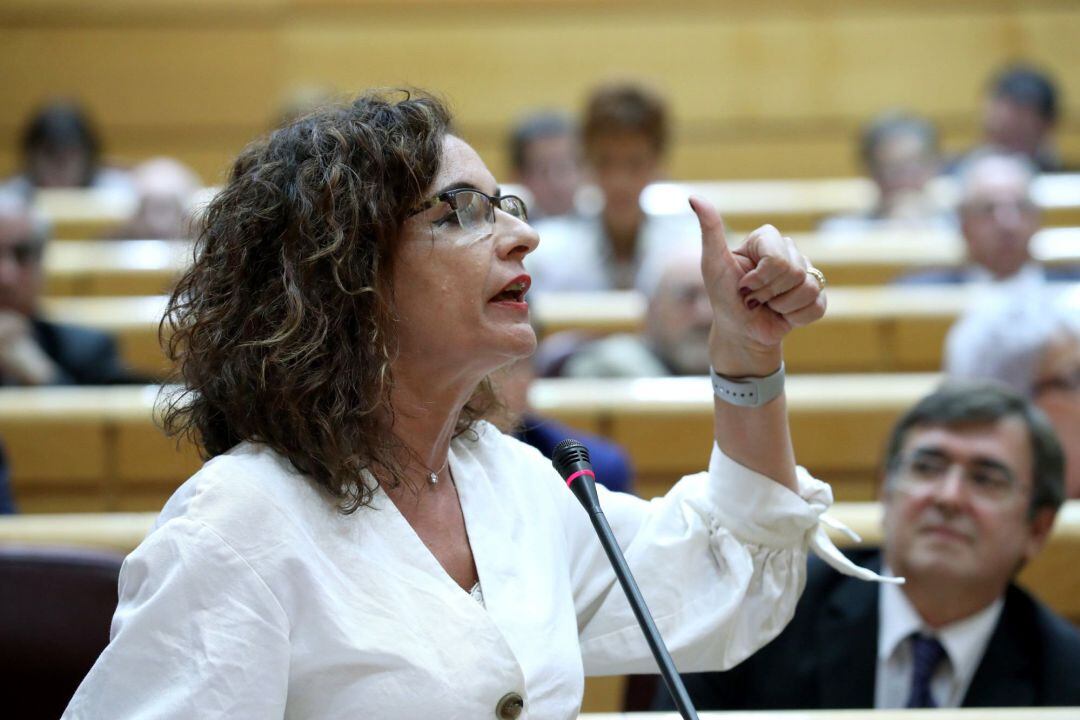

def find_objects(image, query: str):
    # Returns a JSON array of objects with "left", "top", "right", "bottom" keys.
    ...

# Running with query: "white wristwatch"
[{"left": 709, "top": 362, "right": 786, "bottom": 407}]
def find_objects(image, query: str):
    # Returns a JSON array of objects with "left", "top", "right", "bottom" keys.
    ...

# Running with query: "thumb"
[{"left": 689, "top": 195, "right": 735, "bottom": 270}]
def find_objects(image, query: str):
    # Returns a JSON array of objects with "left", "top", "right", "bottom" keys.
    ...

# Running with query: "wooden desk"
[
  {"left": 642, "top": 174, "right": 1080, "bottom": 233},
  {"left": 0, "top": 375, "right": 939, "bottom": 511},
  {"left": 534, "top": 374, "right": 941, "bottom": 500},
  {"left": 0, "top": 385, "right": 201, "bottom": 512},
  {"left": 43, "top": 239, "right": 189, "bottom": 296},
  {"left": 536, "top": 284, "right": 1080, "bottom": 374}
]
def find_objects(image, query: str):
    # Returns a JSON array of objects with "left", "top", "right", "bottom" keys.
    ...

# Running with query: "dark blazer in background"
[
  {"left": 654, "top": 550, "right": 1080, "bottom": 710},
  {"left": 27, "top": 318, "right": 144, "bottom": 386}
]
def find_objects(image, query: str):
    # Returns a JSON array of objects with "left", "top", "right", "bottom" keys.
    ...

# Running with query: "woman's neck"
[{"left": 386, "top": 359, "right": 478, "bottom": 479}]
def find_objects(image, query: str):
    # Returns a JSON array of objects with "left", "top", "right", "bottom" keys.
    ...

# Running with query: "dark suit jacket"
[
  {"left": 655, "top": 550, "right": 1080, "bottom": 710},
  {"left": 22, "top": 318, "right": 143, "bottom": 386}
]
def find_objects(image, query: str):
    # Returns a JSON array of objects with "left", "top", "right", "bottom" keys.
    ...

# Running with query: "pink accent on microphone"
[{"left": 564, "top": 469, "right": 595, "bottom": 488}]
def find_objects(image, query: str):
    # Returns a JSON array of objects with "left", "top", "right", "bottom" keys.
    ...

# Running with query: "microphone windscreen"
[{"left": 551, "top": 439, "right": 591, "bottom": 479}]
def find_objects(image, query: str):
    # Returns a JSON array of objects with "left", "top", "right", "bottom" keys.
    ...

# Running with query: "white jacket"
[{"left": 63, "top": 421, "right": 877, "bottom": 719}]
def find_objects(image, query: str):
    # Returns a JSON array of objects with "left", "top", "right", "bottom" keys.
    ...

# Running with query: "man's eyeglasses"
[
  {"left": 410, "top": 188, "right": 528, "bottom": 233},
  {"left": 889, "top": 449, "right": 1019, "bottom": 501},
  {"left": 1034, "top": 367, "right": 1080, "bottom": 396}
]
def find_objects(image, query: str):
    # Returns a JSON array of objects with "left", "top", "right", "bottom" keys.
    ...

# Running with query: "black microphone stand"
[{"left": 552, "top": 439, "right": 699, "bottom": 720}]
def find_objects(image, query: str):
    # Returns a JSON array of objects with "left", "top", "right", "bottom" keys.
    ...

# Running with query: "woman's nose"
[{"left": 496, "top": 214, "right": 540, "bottom": 259}]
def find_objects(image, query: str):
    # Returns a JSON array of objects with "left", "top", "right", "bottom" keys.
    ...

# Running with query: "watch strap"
[{"left": 709, "top": 362, "right": 785, "bottom": 407}]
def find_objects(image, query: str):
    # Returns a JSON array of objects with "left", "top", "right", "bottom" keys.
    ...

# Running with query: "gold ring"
[{"left": 807, "top": 267, "right": 827, "bottom": 289}]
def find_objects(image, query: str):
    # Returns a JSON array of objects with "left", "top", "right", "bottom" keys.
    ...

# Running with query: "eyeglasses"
[
  {"left": 1034, "top": 367, "right": 1080, "bottom": 396},
  {"left": 890, "top": 449, "right": 1019, "bottom": 501},
  {"left": 962, "top": 198, "right": 1038, "bottom": 218},
  {"left": 0, "top": 240, "right": 44, "bottom": 267},
  {"left": 410, "top": 188, "right": 528, "bottom": 233}
]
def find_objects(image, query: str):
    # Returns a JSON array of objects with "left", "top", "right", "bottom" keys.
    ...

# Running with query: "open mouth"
[{"left": 491, "top": 276, "right": 531, "bottom": 303}]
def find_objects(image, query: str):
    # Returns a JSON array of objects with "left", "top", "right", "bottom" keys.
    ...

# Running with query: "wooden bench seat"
[
  {"left": 0, "top": 375, "right": 942, "bottom": 511},
  {"left": 44, "top": 285, "right": 1079, "bottom": 379}
]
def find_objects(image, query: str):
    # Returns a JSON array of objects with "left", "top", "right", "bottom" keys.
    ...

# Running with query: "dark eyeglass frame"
[
  {"left": 0, "top": 239, "right": 45, "bottom": 266},
  {"left": 409, "top": 188, "right": 528, "bottom": 230}
]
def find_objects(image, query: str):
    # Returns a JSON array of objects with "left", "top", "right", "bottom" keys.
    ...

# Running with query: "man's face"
[
  {"left": 645, "top": 257, "right": 712, "bottom": 375},
  {"left": 517, "top": 133, "right": 581, "bottom": 219},
  {"left": 870, "top": 131, "right": 938, "bottom": 198},
  {"left": 959, "top": 158, "right": 1039, "bottom": 279},
  {"left": 1035, "top": 332, "right": 1080, "bottom": 499},
  {"left": 983, "top": 97, "right": 1051, "bottom": 159},
  {"left": 0, "top": 212, "right": 45, "bottom": 317},
  {"left": 586, "top": 132, "right": 660, "bottom": 230},
  {"left": 882, "top": 419, "right": 1052, "bottom": 595}
]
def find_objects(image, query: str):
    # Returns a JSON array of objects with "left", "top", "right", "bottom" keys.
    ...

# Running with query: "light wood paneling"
[{"left": 1, "top": 1, "right": 1078, "bottom": 181}]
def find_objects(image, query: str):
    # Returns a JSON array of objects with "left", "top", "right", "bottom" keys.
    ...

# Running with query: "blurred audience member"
[
  {"left": 0, "top": 192, "right": 138, "bottom": 385},
  {"left": 973, "top": 64, "right": 1062, "bottom": 173},
  {"left": 508, "top": 112, "right": 583, "bottom": 221},
  {"left": 659, "top": 383, "right": 1080, "bottom": 710},
  {"left": 946, "top": 293, "right": 1080, "bottom": 498},
  {"left": 107, "top": 157, "right": 202, "bottom": 240},
  {"left": 821, "top": 112, "right": 952, "bottom": 234},
  {"left": 899, "top": 151, "right": 1079, "bottom": 286},
  {"left": 2, "top": 101, "right": 133, "bottom": 197},
  {"left": 529, "top": 82, "right": 696, "bottom": 292},
  {"left": 559, "top": 247, "right": 710, "bottom": 377},
  {"left": 0, "top": 440, "right": 13, "bottom": 514},
  {"left": 495, "top": 356, "right": 633, "bottom": 493}
]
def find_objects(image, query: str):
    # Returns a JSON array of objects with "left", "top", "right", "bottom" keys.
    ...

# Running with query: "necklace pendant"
[{"left": 428, "top": 472, "right": 438, "bottom": 485}]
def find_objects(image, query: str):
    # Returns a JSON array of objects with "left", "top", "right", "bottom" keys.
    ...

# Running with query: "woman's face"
[{"left": 392, "top": 135, "right": 540, "bottom": 383}]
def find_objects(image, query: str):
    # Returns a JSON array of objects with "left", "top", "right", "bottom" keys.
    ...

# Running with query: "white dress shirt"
[
  {"left": 875, "top": 572, "right": 1004, "bottom": 708},
  {"left": 528, "top": 210, "right": 699, "bottom": 293},
  {"left": 64, "top": 421, "right": 882, "bottom": 720}
]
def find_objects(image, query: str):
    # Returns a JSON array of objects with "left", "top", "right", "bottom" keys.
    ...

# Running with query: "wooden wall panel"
[{"left": 0, "top": 1, "right": 1077, "bottom": 182}]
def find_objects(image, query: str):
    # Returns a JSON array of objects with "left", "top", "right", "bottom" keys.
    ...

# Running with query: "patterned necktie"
[{"left": 905, "top": 633, "right": 948, "bottom": 708}]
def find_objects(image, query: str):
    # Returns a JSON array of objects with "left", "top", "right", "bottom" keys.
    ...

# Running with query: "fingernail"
[
  {"left": 739, "top": 286, "right": 752, "bottom": 297},
  {"left": 746, "top": 299, "right": 760, "bottom": 310}
]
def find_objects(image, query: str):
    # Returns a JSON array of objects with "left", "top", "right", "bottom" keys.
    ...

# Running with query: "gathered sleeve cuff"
[{"left": 707, "top": 443, "right": 902, "bottom": 585}]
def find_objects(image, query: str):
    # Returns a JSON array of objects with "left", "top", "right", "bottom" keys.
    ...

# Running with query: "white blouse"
[{"left": 63, "top": 421, "right": 878, "bottom": 720}]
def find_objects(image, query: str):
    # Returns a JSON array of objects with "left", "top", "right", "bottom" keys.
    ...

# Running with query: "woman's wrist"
[{"left": 708, "top": 330, "right": 783, "bottom": 378}]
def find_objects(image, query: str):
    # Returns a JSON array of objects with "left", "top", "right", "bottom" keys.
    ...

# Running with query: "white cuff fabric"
[{"left": 707, "top": 442, "right": 903, "bottom": 585}]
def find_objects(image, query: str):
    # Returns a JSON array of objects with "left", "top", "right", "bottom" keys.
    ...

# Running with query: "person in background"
[
  {"left": 968, "top": 64, "right": 1063, "bottom": 173},
  {"left": 107, "top": 157, "right": 202, "bottom": 240},
  {"left": 0, "top": 191, "right": 138, "bottom": 385},
  {"left": 820, "top": 112, "right": 953, "bottom": 235},
  {"left": 897, "top": 151, "right": 1079, "bottom": 286},
  {"left": 494, "top": 356, "right": 634, "bottom": 494},
  {"left": 946, "top": 293, "right": 1080, "bottom": 498},
  {"left": 528, "top": 81, "right": 697, "bottom": 292},
  {"left": 2, "top": 101, "right": 133, "bottom": 197},
  {"left": 0, "top": 440, "right": 14, "bottom": 514},
  {"left": 658, "top": 383, "right": 1080, "bottom": 710},
  {"left": 556, "top": 246, "right": 712, "bottom": 378},
  {"left": 507, "top": 112, "right": 583, "bottom": 221}
]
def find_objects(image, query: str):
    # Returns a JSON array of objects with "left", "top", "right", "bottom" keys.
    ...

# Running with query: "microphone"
[{"left": 551, "top": 439, "right": 700, "bottom": 720}]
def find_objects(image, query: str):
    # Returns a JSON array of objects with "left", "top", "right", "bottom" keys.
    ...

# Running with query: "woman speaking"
[{"left": 64, "top": 92, "right": 880, "bottom": 719}]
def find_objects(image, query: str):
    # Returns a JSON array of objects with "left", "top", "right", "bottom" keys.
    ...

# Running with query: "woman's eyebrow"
[{"left": 433, "top": 180, "right": 499, "bottom": 196}]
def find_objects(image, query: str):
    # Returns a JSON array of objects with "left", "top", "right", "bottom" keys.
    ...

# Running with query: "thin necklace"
[{"left": 422, "top": 454, "right": 450, "bottom": 486}]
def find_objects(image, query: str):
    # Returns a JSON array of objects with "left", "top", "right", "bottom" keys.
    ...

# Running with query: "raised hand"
[{"left": 691, "top": 195, "right": 827, "bottom": 375}]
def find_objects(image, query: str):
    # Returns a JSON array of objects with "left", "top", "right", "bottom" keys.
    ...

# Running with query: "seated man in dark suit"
[
  {"left": 0, "top": 191, "right": 138, "bottom": 385},
  {"left": 898, "top": 151, "right": 1080, "bottom": 287},
  {"left": 657, "top": 382, "right": 1080, "bottom": 710}
]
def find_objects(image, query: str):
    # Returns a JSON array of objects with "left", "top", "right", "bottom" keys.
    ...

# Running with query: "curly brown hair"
[{"left": 162, "top": 90, "right": 496, "bottom": 512}]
